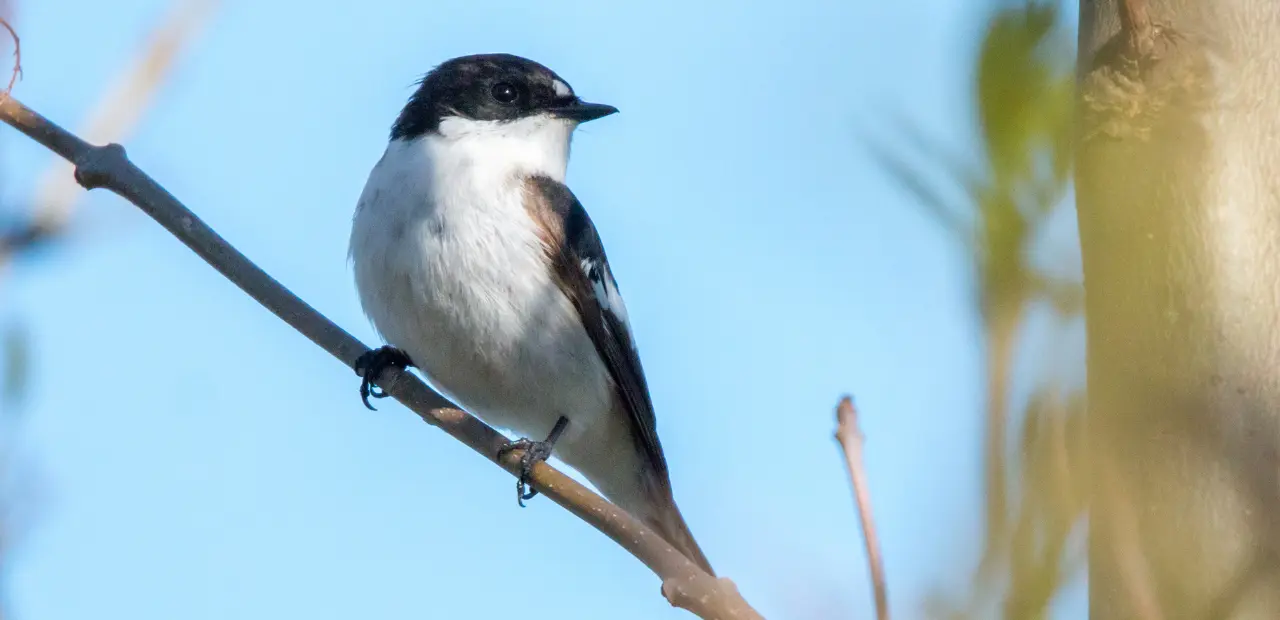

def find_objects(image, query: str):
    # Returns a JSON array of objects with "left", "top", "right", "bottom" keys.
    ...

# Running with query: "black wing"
[{"left": 525, "top": 176, "right": 668, "bottom": 479}]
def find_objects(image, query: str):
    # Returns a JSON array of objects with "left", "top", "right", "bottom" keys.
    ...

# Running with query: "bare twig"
[
  {"left": 835, "top": 396, "right": 889, "bottom": 620},
  {"left": 0, "top": 93, "right": 762, "bottom": 620},
  {"left": 0, "top": 17, "right": 17, "bottom": 96}
]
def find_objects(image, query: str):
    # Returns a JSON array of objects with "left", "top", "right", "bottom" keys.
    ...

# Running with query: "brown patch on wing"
[
  {"left": 521, "top": 175, "right": 595, "bottom": 322},
  {"left": 521, "top": 176, "right": 566, "bottom": 250},
  {"left": 521, "top": 175, "right": 671, "bottom": 483}
]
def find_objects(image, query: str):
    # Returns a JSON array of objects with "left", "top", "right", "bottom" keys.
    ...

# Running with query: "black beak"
[{"left": 548, "top": 99, "right": 619, "bottom": 123}]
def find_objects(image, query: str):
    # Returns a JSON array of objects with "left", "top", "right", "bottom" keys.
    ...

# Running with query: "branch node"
[
  {"left": 1119, "top": 0, "right": 1156, "bottom": 59},
  {"left": 73, "top": 142, "right": 127, "bottom": 190},
  {"left": 662, "top": 574, "right": 756, "bottom": 619}
]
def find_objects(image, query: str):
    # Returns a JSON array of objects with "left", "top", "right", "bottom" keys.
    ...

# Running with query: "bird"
[{"left": 347, "top": 53, "right": 714, "bottom": 575}]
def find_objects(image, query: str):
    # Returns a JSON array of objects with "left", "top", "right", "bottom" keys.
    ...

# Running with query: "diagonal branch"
[
  {"left": 0, "top": 95, "right": 763, "bottom": 620},
  {"left": 835, "top": 396, "right": 890, "bottom": 620}
]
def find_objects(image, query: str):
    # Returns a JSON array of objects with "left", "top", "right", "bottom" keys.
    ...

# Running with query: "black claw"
[
  {"left": 497, "top": 438, "right": 554, "bottom": 506},
  {"left": 496, "top": 416, "right": 569, "bottom": 507},
  {"left": 354, "top": 346, "right": 414, "bottom": 410}
]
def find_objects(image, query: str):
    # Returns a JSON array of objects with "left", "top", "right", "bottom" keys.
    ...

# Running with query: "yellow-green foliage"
[{"left": 873, "top": 2, "right": 1085, "bottom": 618}]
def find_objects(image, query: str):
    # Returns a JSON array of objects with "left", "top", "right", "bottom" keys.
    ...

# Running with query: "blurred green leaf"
[
  {"left": 1031, "top": 272, "right": 1085, "bottom": 319},
  {"left": 977, "top": 2, "right": 1058, "bottom": 182},
  {"left": 881, "top": 2, "right": 1085, "bottom": 618}
]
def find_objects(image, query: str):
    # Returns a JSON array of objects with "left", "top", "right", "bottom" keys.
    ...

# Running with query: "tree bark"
[{"left": 1077, "top": 1, "right": 1280, "bottom": 618}]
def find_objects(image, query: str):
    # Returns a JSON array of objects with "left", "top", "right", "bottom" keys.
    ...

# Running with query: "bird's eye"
[{"left": 491, "top": 82, "right": 519, "bottom": 104}]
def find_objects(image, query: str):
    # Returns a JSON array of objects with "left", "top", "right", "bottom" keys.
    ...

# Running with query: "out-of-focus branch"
[
  {"left": 0, "top": 91, "right": 763, "bottom": 620},
  {"left": 1100, "top": 463, "right": 1164, "bottom": 620},
  {"left": 0, "top": 0, "right": 217, "bottom": 264},
  {"left": 0, "top": 6, "right": 23, "bottom": 620},
  {"left": 980, "top": 301, "right": 1021, "bottom": 578},
  {"left": 835, "top": 396, "right": 890, "bottom": 620}
]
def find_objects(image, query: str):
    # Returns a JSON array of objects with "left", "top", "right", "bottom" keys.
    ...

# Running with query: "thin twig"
[
  {"left": 835, "top": 396, "right": 890, "bottom": 620},
  {"left": 0, "top": 20, "right": 16, "bottom": 96},
  {"left": 0, "top": 16, "right": 17, "bottom": 97},
  {"left": 0, "top": 96, "right": 763, "bottom": 619}
]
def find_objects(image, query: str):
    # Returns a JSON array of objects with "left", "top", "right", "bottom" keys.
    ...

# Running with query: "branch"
[
  {"left": 0, "top": 96, "right": 763, "bottom": 619},
  {"left": 1118, "top": 0, "right": 1156, "bottom": 58},
  {"left": 835, "top": 396, "right": 890, "bottom": 620},
  {"left": 976, "top": 301, "right": 1022, "bottom": 584}
]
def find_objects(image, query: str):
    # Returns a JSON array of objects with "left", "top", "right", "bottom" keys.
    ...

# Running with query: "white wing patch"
[
  {"left": 581, "top": 257, "right": 632, "bottom": 334},
  {"left": 552, "top": 79, "right": 573, "bottom": 99}
]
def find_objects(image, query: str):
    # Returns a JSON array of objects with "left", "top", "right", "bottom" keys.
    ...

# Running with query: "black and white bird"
[{"left": 348, "top": 53, "right": 713, "bottom": 574}]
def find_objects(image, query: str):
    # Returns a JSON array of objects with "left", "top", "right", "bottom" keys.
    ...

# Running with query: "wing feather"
[{"left": 523, "top": 176, "right": 668, "bottom": 479}]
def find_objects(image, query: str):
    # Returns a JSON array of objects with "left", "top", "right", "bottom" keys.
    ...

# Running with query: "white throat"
[{"left": 428, "top": 113, "right": 576, "bottom": 183}]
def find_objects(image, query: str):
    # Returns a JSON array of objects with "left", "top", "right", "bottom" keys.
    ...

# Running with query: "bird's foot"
[
  {"left": 497, "top": 438, "right": 555, "bottom": 507},
  {"left": 353, "top": 346, "right": 414, "bottom": 410},
  {"left": 497, "top": 416, "right": 569, "bottom": 507}
]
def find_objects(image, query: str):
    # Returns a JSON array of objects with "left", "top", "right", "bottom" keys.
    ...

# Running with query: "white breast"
[{"left": 348, "top": 115, "right": 614, "bottom": 443}]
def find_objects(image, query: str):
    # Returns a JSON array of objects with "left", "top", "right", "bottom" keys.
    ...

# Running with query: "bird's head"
[{"left": 391, "top": 53, "right": 618, "bottom": 142}]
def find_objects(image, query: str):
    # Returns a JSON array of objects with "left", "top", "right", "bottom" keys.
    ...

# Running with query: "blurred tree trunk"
[{"left": 1077, "top": 1, "right": 1280, "bottom": 618}]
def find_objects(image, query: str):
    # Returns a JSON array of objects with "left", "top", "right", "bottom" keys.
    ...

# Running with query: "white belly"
[{"left": 348, "top": 141, "right": 614, "bottom": 444}]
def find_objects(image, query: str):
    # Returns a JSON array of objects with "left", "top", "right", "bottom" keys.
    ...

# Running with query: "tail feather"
[
  {"left": 573, "top": 415, "right": 715, "bottom": 575},
  {"left": 643, "top": 498, "right": 716, "bottom": 576}
]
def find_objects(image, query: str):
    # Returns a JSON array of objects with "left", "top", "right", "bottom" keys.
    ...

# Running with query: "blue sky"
[{"left": 2, "top": 0, "right": 1082, "bottom": 618}]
